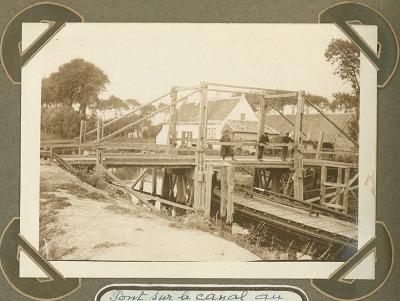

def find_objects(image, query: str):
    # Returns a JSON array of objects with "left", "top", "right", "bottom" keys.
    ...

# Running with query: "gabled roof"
[
  {"left": 265, "top": 113, "right": 353, "bottom": 143},
  {"left": 224, "top": 120, "right": 280, "bottom": 135},
  {"left": 176, "top": 97, "right": 241, "bottom": 123}
]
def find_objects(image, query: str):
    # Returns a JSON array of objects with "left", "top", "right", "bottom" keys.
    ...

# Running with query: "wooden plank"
[
  {"left": 335, "top": 167, "right": 343, "bottom": 211},
  {"left": 323, "top": 181, "right": 346, "bottom": 188},
  {"left": 168, "top": 87, "right": 178, "bottom": 148},
  {"left": 101, "top": 167, "right": 155, "bottom": 210},
  {"left": 256, "top": 95, "right": 265, "bottom": 159},
  {"left": 293, "top": 90, "right": 304, "bottom": 201},
  {"left": 220, "top": 166, "right": 227, "bottom": 225},
  {"left": 343, "top": 168, "right": 350, "bottom": 214},
  {"left": 320, "top": 165, "right": 327, "bottom": 205},
  {"left": 316, "top": 132, "right": 324, "bottom": 160},
  {"left": 131, "top": 168, "right": 148, "bottom": 189},
  {"left": 226, "top": 165, "right": 235, "bottom": 225},
  {"left": 204, "top": 165, "right": 213, "bottom": 217},
  {"left": 152, "top": 168, "right": 157, "bottom": 195}
]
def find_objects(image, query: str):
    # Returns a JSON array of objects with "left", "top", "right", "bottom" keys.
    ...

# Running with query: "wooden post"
[
  {"left": 220, "top": 166, "right": 227, "bottom": 229},
  {"left": 335, "top": 167, "right": 343, "bottom": 211},
  {"left": 193, "top": 82, "right": 208, "bottom": 211},
  {"left": 168, "top": 87, "right": 178, "bottom": 149},
  {"left": 320, "top": 165, "right": 327, "bottom": 206},
  {"left": 226, "top": 165, "right": 235, "bottom": 226},
  {"left": 343, "top": 168, "right": 350, "bottom": 214},
  {"left": 270, "top": 170, "right": 281, "bottom": 193},
  {"left": 204, "top": 165, "right": 213, "bottom": 217},
  {"left": 293, "top": 90, "right": 304, "bottom": 201},
  {"left": 96, "top": 119, "right": 103, "bottom": 169},
  {"left": 139, "top": 176, "right": 144, "bottom": 191},
  {"left": 152, "top": 168, "right": 157, "bottom": 195},
  {"left": 316, "top": 132, "right": 324, "bottom": 160},
  {"left": 79, "top": 120, "right": 86, "bottom": 155},
  {"left": 256, "top": 96, "right": 266, "bottom": 159}
]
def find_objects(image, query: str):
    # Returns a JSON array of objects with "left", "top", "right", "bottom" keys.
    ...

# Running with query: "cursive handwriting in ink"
[
  {"left": 255, "top": 293, "right": 283, "bottom": 300},
  {"left": 109, "top": 290, "right": 148, "bottom": 301}
]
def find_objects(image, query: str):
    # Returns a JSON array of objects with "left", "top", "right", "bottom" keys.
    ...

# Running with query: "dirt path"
[{"left": 39, "top": 161, "right": 259, "bottom": 261}]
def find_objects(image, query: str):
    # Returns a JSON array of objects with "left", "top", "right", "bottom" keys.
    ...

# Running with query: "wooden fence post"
[
  {"left": 152, "top": 168, "right": 157, "bottom": 195},
  {"left": 220, "top": 166, "right": 227, "bottom": 229},
  {"left": 204, "top": 165, "right": 213, "bottom": 217},
  {"left": 79, "top": 120, "right": 86, "bottom": 155},
  {"left": 320, "top": 165, "right": 327, "bottom": 206},
  {"left": 226, "top": 165, "right": 235, "bottom": 227},
  {"left": 316, "top": 132, "right": 324, "bottom": 160},
  {"left": 96, "top": 119, "right": 103, "bottom": 169},
  {"left": 343, "top": 168, "right": 350, "bottom": 214},
  {"left": 293, "top": 90, "right": 304, "bottom": 201}
]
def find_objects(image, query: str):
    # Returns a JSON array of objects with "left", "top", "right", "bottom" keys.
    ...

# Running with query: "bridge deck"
[
  {"left": 61, "top": 154, "right": 357, "bottom": 169},
  {"left": 233, "top": 192, "right": 357, "bottom": 240}
]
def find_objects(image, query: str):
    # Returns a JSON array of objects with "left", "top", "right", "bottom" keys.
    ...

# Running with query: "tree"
[
  {"left": 325, "top": 38, "right": 360, "bottom": 141},
  {"left": 41, "top": 58, "right": 110, "bottom": 120},
  {"left": 97, "top": 95, "right": 129, "bottom": 118}
]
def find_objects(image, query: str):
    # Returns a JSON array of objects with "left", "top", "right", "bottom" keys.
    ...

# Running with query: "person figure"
[
  {"left": 257, "top": 131, "right": 269, "bottom": 160},
  {"left": 281, "top": 132, "right": 293, "bottom": 161},
  {"left": 220, "top": 130, "right": 234, "bottom": 160}
]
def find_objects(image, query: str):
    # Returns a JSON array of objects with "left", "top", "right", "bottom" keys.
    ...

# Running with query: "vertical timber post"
[
  {"left": 79, "top": 120, "right": 86, "bottom": 155},
  {"left": 96, "top": 119, "right": 103, "bottom": 169},
  {"left": 293, "top": 91, "right": 304, "bottom": 201},
  {"left": 168, "top": 87, "right": 178, "bottom": 154},
  {"left": 220, "top": 165, "right": 227, "bottom": 230},
  {"left": 193, "top": 82, "right": 208, "bottom": 212},
  {"left": 226, "top": 165, "right": 235, "bottom": 228},
  {"left": 320, "top": 165, "right": 327, "bottom": 206},
  {"left": 316, "top": 132, "right": 324, "bottom": 160},
  {"left": 204, "top": 165, "right": 213, "bottom": 217},
  {"left": 152, "top": 168, "right": 157, "bottom": 195},
  {"left": 343, "top": 168, "right": 350, "bottom": 214},
  {"left": 255, "top": 96, "right": 266, "bottom": 159}
]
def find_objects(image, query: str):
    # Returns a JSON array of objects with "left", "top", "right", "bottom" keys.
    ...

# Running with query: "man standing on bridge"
[
  {"left": 257, "top": 130, "right": 269, "bottom": 160},
  {"left": 281, "top": 132, "right": 293, "bottom": 161},
  {"left": 220, "top": 130, "right": 234, "bottom": 160}
]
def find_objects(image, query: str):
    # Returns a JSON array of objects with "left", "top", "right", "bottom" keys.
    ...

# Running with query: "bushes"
[{"left": 41, "top": 105, "right": 81, "bottom": 139}]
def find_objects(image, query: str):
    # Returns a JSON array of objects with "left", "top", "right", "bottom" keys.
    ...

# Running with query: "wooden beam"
[
  {"left": 101, "top": 167, "right": 155, "bottom": 210},
  {"left": 152, "top": 168, "right": 157, "bottom": 195},
  {"left": 85, "top": 92, "right": 170, "bottom": 136},
  {"left": 316, "top": 132, "right": 324, "bottom": 160},
  {"left": 99, "top": 89, "right": 199, "bottom": 142},
  {"left": 256, "top": 95, "right": 266, "bottom": 159},
  {"left": 343, "top": 168, "right": 350, "bottom": 214},
  {"left": 168, "top": 87, "right": 178, "bottom": 148},
  {"left": 131, "top": 168, "right": 148, "bottom": 189},
  {"left": 293, "top": 90, "right": 305, "bottom": 201},
  {"left": 226, "top": 165, "right": 235, "bottom": 226},
  {"left": 320, "top": 165, "right": 327, "bottom": 205},
  {"left": 96, "top": 119, "right": 103, "bottom": 169},
  {"left": 220, "top": 165, "right": 227, "bottom": 229},
  {"left": 304, "top": 98, "right": 359, "bottom": 147},
  {"left": 79, "top": 120, "right": 86, "bottom": 155},
  {"left": 193, "top": 82, "right": 208, "bottom": 211},
  {"left": 204, "top": 165, "right": 213, "bottom": 217}
]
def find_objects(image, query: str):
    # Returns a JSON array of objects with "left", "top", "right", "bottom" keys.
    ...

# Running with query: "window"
[
  {"left": 181, "top": 131, "right": 193, "bottom": 146},
  {"left": 240, "top": 113, "right": 246, "bottom": 120},
  {"left": 207, "top": 128, "right": 216, "bottom": 139}
]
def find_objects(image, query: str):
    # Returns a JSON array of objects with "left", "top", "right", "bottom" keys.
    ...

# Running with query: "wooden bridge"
[{"left": 41, "top": 82, "right": 359, "bottom": 259}]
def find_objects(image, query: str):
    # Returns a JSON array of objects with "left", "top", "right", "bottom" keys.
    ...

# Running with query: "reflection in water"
[{"left": 108, "top": 167, "right": 163, "bottom": 194}]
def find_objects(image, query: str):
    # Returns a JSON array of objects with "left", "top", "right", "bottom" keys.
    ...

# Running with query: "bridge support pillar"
[
  {"left": 293, "top": 90, "right": 304, "bottom": 201},
  {"left": 193, "top": 82, "right": 208, "bottom": 213}
]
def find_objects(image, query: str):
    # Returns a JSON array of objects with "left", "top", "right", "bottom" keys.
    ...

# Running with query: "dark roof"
[
  {"left": 265, "top": 114, "right": 353, "bottom": 143},
  {"left": 176, "top": 98, "right": 240, "bottom": 122},
  {"left": 224, "top": 120, "right": 279, "bottom": 135}
]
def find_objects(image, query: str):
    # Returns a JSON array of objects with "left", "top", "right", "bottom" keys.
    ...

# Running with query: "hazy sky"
[{"left": 23, "top": 23, "right": 362, "bottom": 102}]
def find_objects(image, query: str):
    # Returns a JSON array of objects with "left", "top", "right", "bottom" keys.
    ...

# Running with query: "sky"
[{"left": 23, "top": 23, "right": 360, "bottom": 103}]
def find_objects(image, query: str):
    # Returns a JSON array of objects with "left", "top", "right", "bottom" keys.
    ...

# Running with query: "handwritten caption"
[{"left": 103, "top": 290, "right": 293, "bottom": 301}]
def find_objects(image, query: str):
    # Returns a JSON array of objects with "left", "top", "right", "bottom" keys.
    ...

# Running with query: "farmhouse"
[{"left": 156, "top": 95, "right": 258, "bottom": 147}]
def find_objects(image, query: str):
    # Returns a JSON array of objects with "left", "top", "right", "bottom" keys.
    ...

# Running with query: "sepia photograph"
[{"left": 20, "top": 23, "right": 377, "bottom": 278}]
